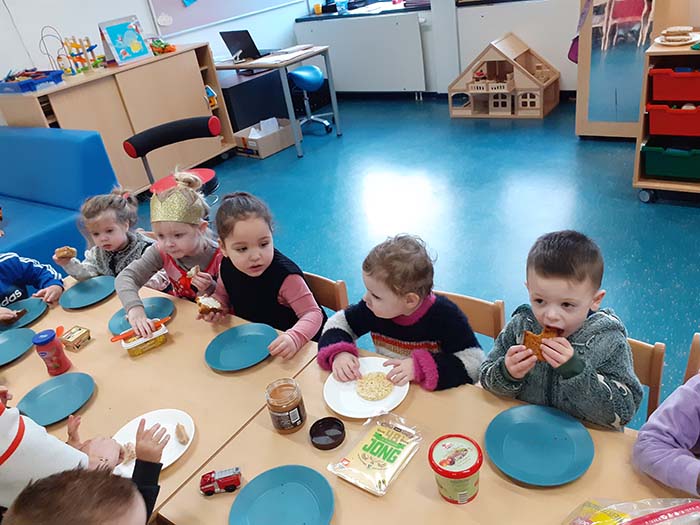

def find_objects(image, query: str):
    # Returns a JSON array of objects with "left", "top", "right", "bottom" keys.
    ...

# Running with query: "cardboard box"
[{"left": 234, "top": 118, "right": 294, "bottom": 159}]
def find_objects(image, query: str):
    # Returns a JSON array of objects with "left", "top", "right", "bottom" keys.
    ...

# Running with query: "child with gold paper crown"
[{"left": 116, "top": 173, "right": 223, "bottom": 338}]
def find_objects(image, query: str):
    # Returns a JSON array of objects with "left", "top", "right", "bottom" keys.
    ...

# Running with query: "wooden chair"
[
  {"left": 683, "top": 333, "right": 700, "bottom": 384},
  {"left": 304, "top": 272, "right": 349, "bottom": 312},
  {"left": 434, "top": 290, "right": 505, "bottom": 340},
  {"left": 628, "top": 337, "right": 665, "bottom": 419}
]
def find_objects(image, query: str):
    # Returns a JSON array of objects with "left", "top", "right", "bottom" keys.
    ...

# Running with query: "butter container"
[
  {"left": 60, "top": 325, "right": 91, "bottom": 352},
  {"left": 120, "top": 322, "right": 168, "bottom": 357}
]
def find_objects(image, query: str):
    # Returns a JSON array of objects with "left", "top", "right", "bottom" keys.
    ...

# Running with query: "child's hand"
[
  {"left": 191, "top": 271, "right": 214, "bottom": 294},
  {"left": 84, "top": 437, "right": 122, "bottom": 470},
  {"left": 67, "top": 414, "right": 84, "bottom": 449},
  {"left": 504, "top": 345, "right": 537, "bottom": 379},
  {"left": 332, "top": 352, "right": 361, "bottom": 382},
  {"left": 33, "top": 284, "right": 63, "bottom": 305},
  {"left": 384, "top": 358, "right": 415, "bottom": 386},
  {"left": 540, "top": 337, "right": 574, "bottom": 368},
  {"left": 0, "top": 307, "right": 17, "bottom": 324},
  {"left": 268, "top": 333, "right": 297, "bottom": 360},
  {"left": 135, "top": 419, "right": 170, "bottom": 464},
  {"left": 197, "top": 310, "right": 227, "bottom": 323},
  {"left": 0, "top": 386, "right": 13, "bottom": 407},
  {"left": 127, "top": 306, "right": 155, "bottom": 338},
  {"left": 52, "top": 254, "right": 73, "bottom": 266}
]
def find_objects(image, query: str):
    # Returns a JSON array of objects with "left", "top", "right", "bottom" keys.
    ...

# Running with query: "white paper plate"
[
  {"left": 112, "top": 408, "right": 195, "bottom": 478},
  {"left": 654, "top": 33, "right": 700, "bottom": 46},
  {"left": 323, "top": 356, "right": 409, "bottom": 418}
]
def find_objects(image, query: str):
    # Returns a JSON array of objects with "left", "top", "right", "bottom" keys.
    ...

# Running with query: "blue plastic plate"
[
  {"left": 0, "top": 328, "right": 35, "bottom": 366},
  {"left": 485, "top": 405, "right": 594, "bottom": 487},
  {"left": 229, "top": 465, "right": 334, "bottom": 525},
  {"left": 108, "top": 297, "right": 175, "bottom": 335},
  {"left": 0, "top": 298, "right": 48, "bottom": 331},
  {"left": 59, "top": 276, "right": 115, "bottom": 310},
  {"left": 17, "top": 372, "right": 95, "bottom": 426},
  {"left": 205, "top": 323, "right": 277, "bottom": 371}
]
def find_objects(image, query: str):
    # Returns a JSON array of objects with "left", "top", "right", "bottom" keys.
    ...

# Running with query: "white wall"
[
  {"left": 0, "top": 0, "right": 308, "bottom": 72},
  {"left": 456, "top": 0, "right": 579, "bottom": 91}
]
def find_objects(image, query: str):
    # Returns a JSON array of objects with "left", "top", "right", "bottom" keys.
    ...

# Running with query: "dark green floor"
[{"left": 141, "top": 98, "right": 700, "bottom": 428}]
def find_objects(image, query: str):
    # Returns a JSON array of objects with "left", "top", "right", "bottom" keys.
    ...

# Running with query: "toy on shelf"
[
  {"left": 205, "top": 85, "right": 217, "bottom": 108},
  {"left": 200, "top": 467, "right": 242, "bottom": 496},
  {"left": 448, "top": 33, "right": 560, "bottom": 120},
  {"left": 64, "top": 36, "right": 100, "bottom": 74},
  {"left": 150, "top": 38, "right": 176, "bottom": 55},
  {"left": 0, "top": 69, "right": 64, "bottom": 94}
]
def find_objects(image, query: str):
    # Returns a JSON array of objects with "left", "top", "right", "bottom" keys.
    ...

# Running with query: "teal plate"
[
  {"left": 0, "top": 328, "right": 35, "bottom": 366},
  {"left": 17, "top": 372, "right": 95, "bottom": 426},
  {"left": 0, "top": 298, "right": 48, "bottom": 331},
  {"left": 205, "top": 323, "right": 277, "bottom": 371},
  {"left": 59, "top": 276, "right": 115, "bottom": 309},
  {"left": 108, "top": 297, "right": 175, "bottom": 335}
]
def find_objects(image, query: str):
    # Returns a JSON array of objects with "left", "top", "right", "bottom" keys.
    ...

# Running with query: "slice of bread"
[
  {"left": 662, "top": 26, "right": 693, "bottom": 36},
  {"left": 54, "top": 246, "right": 77, "bottom": 259},
  {"left": 186, "top": 265, "right": 200, "bottom": 278},
  {"left": 522, "top": 327, "right": 563, "bottom": 361},
  {"left": 0, "top": 308, "right": 26, "bottom": 326},
  {"left": 196, "top": 296, "right": 222, "bottom": 315}
]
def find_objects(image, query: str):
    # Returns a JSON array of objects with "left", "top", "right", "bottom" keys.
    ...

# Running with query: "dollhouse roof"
[{"left": 449, "top": 32, "right": 560, "bottom": 93}]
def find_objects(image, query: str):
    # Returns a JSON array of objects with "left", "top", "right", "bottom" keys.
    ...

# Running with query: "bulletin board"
[{"left": 148, "top": 0, "right": 305, "bottom": 36}]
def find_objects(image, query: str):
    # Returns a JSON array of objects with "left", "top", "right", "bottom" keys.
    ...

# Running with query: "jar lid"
[
  {"left": 428, "top": 434, "right": 483, "bottom": 480},
  {"left": 32, "top": 329, "right": 56, "bottom": 346},
  {"left": 309, "top": 417, "right": 345, "bottom": 450}
]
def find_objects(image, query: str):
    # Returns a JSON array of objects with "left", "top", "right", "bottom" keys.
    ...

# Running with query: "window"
[{"left": 493, "top": 93, "right": 508, "bottom": 109}]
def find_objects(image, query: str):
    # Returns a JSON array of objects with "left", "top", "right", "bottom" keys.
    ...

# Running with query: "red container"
[
  {"left": 650, "top": 69, "right": 700, "bottom": 102},
  {"left": 647, "top": 104, "right": 700, "bottom": 137},
  {"left": 33, "top": 329, "right": 72, "bottom": 376}
]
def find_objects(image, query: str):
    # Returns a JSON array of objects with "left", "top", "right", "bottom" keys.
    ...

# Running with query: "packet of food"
[{"left": 327, "top": 412, "right": 422, "bottom": 496}]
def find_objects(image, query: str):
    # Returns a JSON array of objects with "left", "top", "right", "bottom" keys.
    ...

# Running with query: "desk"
[
  {"left": 1, "top": 285, "right": 317, "bottom": 514},
  {"left": 216, "top": 46, "right": 342, "bottom": 158},
  {"left": 157, "top": 353, "right": 682, "bottom": 524}
]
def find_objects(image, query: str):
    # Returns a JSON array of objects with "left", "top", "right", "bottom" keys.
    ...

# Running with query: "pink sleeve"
[
  {"left": 212, "top": 274, "right": 232, "bottom": 314},
  {"left": 278, "top": 274, "right": 324, "bottom": 351}
]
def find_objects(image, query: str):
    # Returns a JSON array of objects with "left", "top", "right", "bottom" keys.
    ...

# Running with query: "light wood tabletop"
[
  {"left": 214, "top": 46, "right": 329, "bottom": 71},
  {"left": 156, "top": 353, "right": 682, "bottom": 524},
  {"left": 1, "top": 284, "right": 318, "bottom": 513}
]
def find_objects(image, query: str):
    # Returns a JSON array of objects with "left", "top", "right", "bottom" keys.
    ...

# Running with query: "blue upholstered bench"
[{"left": 0, "top": 127, "right": 118, "bottom": 271}]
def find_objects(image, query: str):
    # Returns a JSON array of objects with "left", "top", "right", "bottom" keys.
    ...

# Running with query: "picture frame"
[{"left": 98, "top": 15, "right": 153, "bottom": 66}]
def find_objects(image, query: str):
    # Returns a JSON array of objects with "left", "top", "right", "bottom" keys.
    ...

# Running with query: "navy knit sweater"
[{"left": 317, "top": 294, "right": 484, "bottom": 391}]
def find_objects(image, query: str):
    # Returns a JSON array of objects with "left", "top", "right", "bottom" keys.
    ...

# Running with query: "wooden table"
[
  {"left": 216, "top": 46, "right": 342, "bottom": 158},
  {"left": 157, "top": 354, "right": 683, "bottom": 524},
  {"left": 0, "top": 286, "right": 317, "bottom": 514}
]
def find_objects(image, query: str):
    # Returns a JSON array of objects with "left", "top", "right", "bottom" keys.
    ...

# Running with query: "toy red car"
[{"left": 200, "top": 467, "right": 242, "bottom": 496}]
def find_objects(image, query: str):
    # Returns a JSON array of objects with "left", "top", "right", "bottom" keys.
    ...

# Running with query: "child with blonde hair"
[
  {"left": 480, "top": 230, "right": 642, "bottom": 429},
  {"left": 200, "top": 192, "right": 325, "bottom": 359},
  {"left": 116, "top": 172, "right": 222, "bottom": 337},
  {"left": 53, "top": 189, "right": 166, "bottom": 290},
  {"left": 318, "top": 234, "right": 483, "bottom": 390}
]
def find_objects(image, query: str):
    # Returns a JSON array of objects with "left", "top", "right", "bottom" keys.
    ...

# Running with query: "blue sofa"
[{"left": 0, "top": 127, "right": 118, "bottom": 273}]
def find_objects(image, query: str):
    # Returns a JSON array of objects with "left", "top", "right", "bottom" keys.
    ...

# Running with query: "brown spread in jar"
[{"left": 266, "top": 378, "right": 306, "bottom": 434}]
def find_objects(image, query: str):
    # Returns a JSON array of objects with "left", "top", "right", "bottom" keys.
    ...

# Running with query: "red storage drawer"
[
  {"left": 650, "top": 68, "right": 700, "bottom": 102},
  {"left": 647, "top": 104, "right": 700, "bottom": 136}
]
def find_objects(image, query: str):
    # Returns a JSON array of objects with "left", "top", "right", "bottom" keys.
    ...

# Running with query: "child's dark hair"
[
  {"left": 216, "top": 192, "right": 273, "bottom": 242},
  {"left": 362, "top": 234, "right": 434, "bottom": 299},
  {"left": 526, "top": 230, "right": 604, "bottom": 288},
  {"left": 4, "top": 468, "right": 140, "bottom": 525},
  {"left": 80, "top": 188, "right": 138, "bottom": 228}
]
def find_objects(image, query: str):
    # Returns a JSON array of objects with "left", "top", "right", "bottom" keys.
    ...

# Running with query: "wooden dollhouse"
[{"left": 448, "top": 33, "right": 561, "bottom": 119}]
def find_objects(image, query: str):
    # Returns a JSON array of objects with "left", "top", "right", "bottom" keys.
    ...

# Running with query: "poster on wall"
[{"left": 98, "top": 15, "right": 153, "bottom": 65}]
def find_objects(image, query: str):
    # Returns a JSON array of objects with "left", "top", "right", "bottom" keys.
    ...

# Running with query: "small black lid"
[{"left": 309, "top": 417, "right": 345, "bottom": 450}]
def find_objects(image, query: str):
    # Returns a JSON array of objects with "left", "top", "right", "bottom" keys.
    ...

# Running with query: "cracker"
[
  {"left": 356, "top": 372, "right": 394, "bottom": 401},
  {"left": 522, "top": 327, "right": 563, "bottom": 361}
]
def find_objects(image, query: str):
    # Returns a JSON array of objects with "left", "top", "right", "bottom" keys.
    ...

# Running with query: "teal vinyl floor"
[{"left": 140, "top": 98, "right": 700, "bottom": 429}]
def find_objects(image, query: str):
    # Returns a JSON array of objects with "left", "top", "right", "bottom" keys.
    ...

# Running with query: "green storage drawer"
[{"left": 642, "top": 145, "right": 700, "bottom": 180}]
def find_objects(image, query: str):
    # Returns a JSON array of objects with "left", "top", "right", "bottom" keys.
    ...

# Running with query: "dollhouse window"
[
  {"left": 520, "top": 92, "right": 538, "bottom": 108},
  {"left": 494, "top": 93, "right": 508, "bottom": 108}
]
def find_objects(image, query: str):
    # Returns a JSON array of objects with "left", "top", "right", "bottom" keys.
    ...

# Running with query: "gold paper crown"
[{"left": 150, "top": 191, "right": 205, "bottom": 225}]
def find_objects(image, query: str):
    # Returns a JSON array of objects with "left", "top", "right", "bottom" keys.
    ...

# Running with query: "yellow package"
[{"left": 327, "top": 413, "right": 422, "bottom": 496}]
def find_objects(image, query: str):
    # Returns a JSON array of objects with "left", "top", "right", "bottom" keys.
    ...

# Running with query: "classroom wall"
[{"left": 456, "top": 0, "right": 579, "bottom": 91}]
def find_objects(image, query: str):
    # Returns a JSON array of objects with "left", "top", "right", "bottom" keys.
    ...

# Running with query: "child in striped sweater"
[{"left": 318, "top": 235, "right": 484, "bottom": 391}]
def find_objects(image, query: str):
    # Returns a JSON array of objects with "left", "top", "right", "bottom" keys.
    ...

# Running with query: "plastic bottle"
[
  {"left": 33, "top": 329, "right": 72, "bottom": 376},
  {"left": 336, "top": 0, "right": 348, "bottom": 15}
]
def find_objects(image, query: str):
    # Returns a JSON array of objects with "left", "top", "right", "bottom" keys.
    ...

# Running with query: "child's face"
[
  {"left": 153, "top": 221, "right": 206, "bottom": 259},
  {"left": 526, "top": 270, "right": 606, "bottom": 338},
  {"left": 86, "top": 211, "right": 129, "bottom": 252},
  {"left": 105, "top": 490, "right": 147, "bottom": 525},
  {"left": 362, "top": 271, "right": 420, "bottom": 319},
  {"left": 219, "top": 217, "right": 274, "bottom": 277}
]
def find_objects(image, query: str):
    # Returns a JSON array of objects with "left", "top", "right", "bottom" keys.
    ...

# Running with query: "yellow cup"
[{"left": 314, "top": 3, "right": 322, "bottom": 14}]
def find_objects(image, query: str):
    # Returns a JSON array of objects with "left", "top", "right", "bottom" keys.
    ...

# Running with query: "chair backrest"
[
  {"left": 628, "top": 337, "right": 665, "bottom": 419},
  {"left": 683, "top": 333, "right": 700, "bottom": 384},
  {"left": 434, "top": 290, "right": 505, "bottom": 340},
  {"left": 303, "top": 272, "right": 349, "bottom": 312}
]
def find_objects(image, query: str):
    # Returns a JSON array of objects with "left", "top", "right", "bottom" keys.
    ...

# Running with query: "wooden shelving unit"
[
  {"left": 0, "top": 43, "right": 234, "bottom": 194},
  {"left": 633, "top": 41, "right": 700, "bottom": 202}
]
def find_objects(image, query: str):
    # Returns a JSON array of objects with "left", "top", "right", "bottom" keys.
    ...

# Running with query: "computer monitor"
[{"left": 220, "top": 30, "right": 263, "bottom": 62}]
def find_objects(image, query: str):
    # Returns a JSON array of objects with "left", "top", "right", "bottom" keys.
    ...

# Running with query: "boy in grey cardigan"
[{"left": 480, "top": 230, "right": 642, "bottom": 430}]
